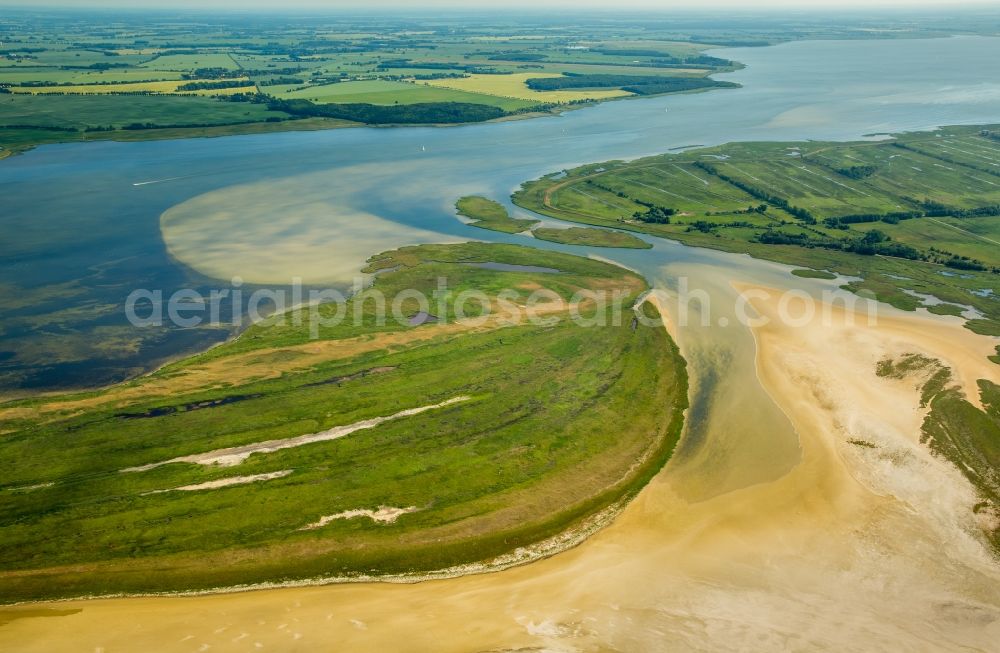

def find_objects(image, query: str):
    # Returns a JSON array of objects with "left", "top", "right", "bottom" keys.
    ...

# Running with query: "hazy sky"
[{"left": 3, "top": 0, "right": 997, "bottom": 9}]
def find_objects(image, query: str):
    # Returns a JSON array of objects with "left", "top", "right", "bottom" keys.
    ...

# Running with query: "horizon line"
[{"left": 2, "top": 2, "right": 999, "bottom": 12}]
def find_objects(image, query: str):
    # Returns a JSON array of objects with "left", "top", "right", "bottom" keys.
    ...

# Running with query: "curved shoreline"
[
  {"left": 0, "top": 249, "right": 688, "bottom": 605},
  {"left": 0, "top": 79, "right": 733, "bottom": 160},
  {"left": 3, "top": 284, "right": 999, "bottom": 652},
  {"left": 2, "top": 345, "right": 687, "bottom": 606},
  {"left": 0, "top": 500, "right": 629, "bottom": 608}
]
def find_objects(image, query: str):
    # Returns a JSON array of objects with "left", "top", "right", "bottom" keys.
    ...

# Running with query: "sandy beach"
[{"left": 2, "top": 283, "right": 999, "bottom": 652}]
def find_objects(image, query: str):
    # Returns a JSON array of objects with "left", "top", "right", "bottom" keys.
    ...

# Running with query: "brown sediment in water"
[{"left": 2, "top": 285, "right": 1000, "bottom": 652}]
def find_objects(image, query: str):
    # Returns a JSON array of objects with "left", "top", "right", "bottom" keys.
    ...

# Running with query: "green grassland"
[
  {"left": 512, "top": 124, "right": 1000, "bottom": 337},
  {"left": 456, "top": 196, "right": 539, "bottom": 233},
  {"left": 0, "top": 93, "right": 315, "bottom": 156},
  {"left": 875, "top": 215, "right": 1000, "bottom": 264},
  {"left": 266, "top": 79, "right": 538, "bottom": 111},
  {"left": 0, "top": 243, "right": 687, "bottom": 602},
  {"left": 0, "top": 68, "right": 186, "bottom": 84},
  {"left": 534, "top": 226, "right": 652, "bottom": 249},
  {"left": 0, "top": 93, "right": 287, "bottom": 130},
  {"left": 791, "top": 268, "right": 837, "bottom": 280},
  {"left": 138, "top": 53, "right": 242, "bottom": 71}
]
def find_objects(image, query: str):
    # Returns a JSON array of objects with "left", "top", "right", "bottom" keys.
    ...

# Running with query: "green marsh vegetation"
[
  {"left": 877, "top": 353, "right": 1000, "bottom": 550},
  {"left": 791, "top": 269, "right": 837, "bottom": 280},
  {"left": 456, "top": 196, "right": 539, "bottom": 233},
  {"left": 513, "top": 124, "right": 1000, "bottom": 336},
  {"left": 512, "top": 121, "right": 1000, "bottom": 551},
  {"left": 533, "top": 227, "right": 651, "bottom": 249},
  {"left": 0, "top": 243, "right": 687, "bottom": 602},
  {"left": 926, "top": 303, "right": 968, "bottom": 317},
  {"left": 455, "top": 196, "right": 650, "bottom": 248}
]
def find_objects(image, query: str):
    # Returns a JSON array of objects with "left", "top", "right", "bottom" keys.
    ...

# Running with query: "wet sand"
[{"left": 3, "top": 279, "right": 999, "bottom": 652}]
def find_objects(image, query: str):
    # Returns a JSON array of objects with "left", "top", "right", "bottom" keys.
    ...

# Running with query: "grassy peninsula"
[
  {"left": 0, "top": 243, "right": 686, "bottom": 603},
  {"left": 456, "top": 196, "right": 650, "bottom": 248}
]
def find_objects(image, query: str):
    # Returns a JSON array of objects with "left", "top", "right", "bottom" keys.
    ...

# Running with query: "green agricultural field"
[
  {"left": 267, "top": 79, "right": 539, "bottom": 110},
  {"left": 139, "top": 53, "right": 242, "bottom": 71},
  {"left": 525, "top": 62, "right": 709, "bottom": 77},
  {"left": 580, "top": 39, "right": 713, "bottom": 59},
  {"left": 0, "top": 94, "right": 310, "bottom": 156},
  {"left": 422, "top": 72, "right": 633, "bottom": 103},
  {"left": 896, "top": 131, "right": 1000, "bottom": 177},
  {"left": 0, "top": 13, "right": 746, "bottom": 151},
  {"left": 0, "top": 243, "right": 687, "bottom": 603},
  {"left": 7, "top": 49, "right": 150, "bottom": 69},
  {"left": 566, "top": 162, "right": 789, "bottom": 221},
  {"left": 0, "top": 93, "right": 290, "bottom": 130},
  {"left": 0, "top": 68, "right": 185, "bottom": 84},
  {"left": 512, "top": 125, "right": 1000, "bottom": 336},
  {"left": 10, "top": 79, "right": 201, "bottom": 94}
]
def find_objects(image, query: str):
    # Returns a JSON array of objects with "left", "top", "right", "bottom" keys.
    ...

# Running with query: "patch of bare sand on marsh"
[
  {"left": 4, "top": 285, "right": 1000, "bottom": 652},
  {"left": 123, "top": 396, "right": 470, "bottom": 471},
  {"left": 143, "top": 470, "right": 293, "bottom": 494},
  {"left": 300, "top": 506, "right": 420, "bottom": 529}
]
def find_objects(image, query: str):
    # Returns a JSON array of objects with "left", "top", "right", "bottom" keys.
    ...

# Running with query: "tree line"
[
  {"left": 266, "top": 97, "right": 506, "bottom": 125},
  {"left": 694, "top": 161, "right": 817, "bottom": 223},
  {"left": 525, "top": 74, "right": 736, "bottom": 96}
]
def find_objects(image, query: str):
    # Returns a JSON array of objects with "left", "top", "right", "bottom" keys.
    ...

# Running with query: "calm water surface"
[{"left": 2, "top": 35, "right": 1000, "bottom": 396}]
